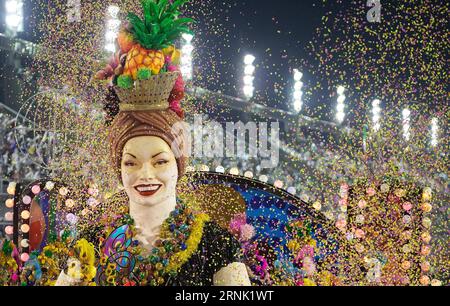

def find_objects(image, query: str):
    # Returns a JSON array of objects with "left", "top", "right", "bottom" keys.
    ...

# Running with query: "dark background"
[{"left": 0, "top": 0, "right": 447, "bottom": 122}]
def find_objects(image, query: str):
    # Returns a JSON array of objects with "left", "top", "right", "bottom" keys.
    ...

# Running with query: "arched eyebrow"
[
  {"left": 124, "top": 152, "right": 168, "bottom": 159},
  {"left": 152, "top": 151, "right": 168, "bottom": 158},
  {"left": 124, "top": 153, "right": 137, "bottom": 158}
]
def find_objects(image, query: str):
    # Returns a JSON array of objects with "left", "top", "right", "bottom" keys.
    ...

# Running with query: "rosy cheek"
[
  {"left": 161, "top": 166, "right": 178, "bottom": 183},
  {"left": 121, "top": 168, "right": 137, "bottom": 186}
]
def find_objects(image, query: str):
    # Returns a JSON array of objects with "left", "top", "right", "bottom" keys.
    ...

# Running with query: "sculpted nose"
[{"left": 140, "top": 162, "right": 156, "bottom": 180}]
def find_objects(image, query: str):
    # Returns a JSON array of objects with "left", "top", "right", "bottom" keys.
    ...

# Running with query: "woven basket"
[{"left": 115, "top": 71, "right": 179, "bottom": 111}]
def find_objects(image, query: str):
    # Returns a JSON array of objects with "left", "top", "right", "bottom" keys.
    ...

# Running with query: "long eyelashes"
[{"left": 123, "top": 160, "right": 169, "bottom": 167}]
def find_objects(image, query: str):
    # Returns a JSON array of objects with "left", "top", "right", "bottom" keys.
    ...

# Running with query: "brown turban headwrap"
[{"left": 108, "top": 109, "right": 188, "bottom": 181}]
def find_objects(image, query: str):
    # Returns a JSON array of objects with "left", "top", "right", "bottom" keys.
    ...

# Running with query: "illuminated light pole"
[
  {"left": 372, "top": 99, "right": 381, "bottom": 132},
  {"left": 430, "top": 118, "right": 438, "bottom": 147},
  {"left": 5, "top": 0, "right": 24, "bottom": 35},
  {"left": 336, "top": 86, "right": 346, "bottom": 124},
  {"left": 293, "top": 69, "right": 304, "bottom": 113},
  {"left": 181, "top": 33, "right": 194, "bottom": 81},
  {"left": 243, "top": 54, "right": 256, "bottom": 100},
  {"left": 104, "top": 5, "right": 121, "bottom": 53},
  {"left": 402, "top": 108, "right": 411, "bottom": 141}
]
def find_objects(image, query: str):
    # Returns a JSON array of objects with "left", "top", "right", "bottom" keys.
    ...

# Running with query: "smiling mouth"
[{"left": 134, "top": 184, "right": 162, "bottom": 197}]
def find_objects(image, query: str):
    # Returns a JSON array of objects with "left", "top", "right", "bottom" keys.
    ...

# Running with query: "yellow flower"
[
  {"left": 107, "top": 275, "right": 115, "bottom": 284},
  {"left": 166, "top": 213, "right": 210, "bottom": 273},
  {"left": 307, "top": 238, "right": 317, "bottom": 248},
  {"left": 303, "top": 278, "right": 317, "bottom": 286},
  {"left": 287, "top": 239, "right": 300, "bottom": 253},
  {"left": 75, "top": 239, "right": 96, "bottom": 266},
  {"left": 67, "top": 258, "right": 82, "bottom": 279},
  {"left": 317, "top": 271, "right": 333, "bottom": 286},
  {"left": 82, "top": 265, "right": 97, "bottom": 281},
  {"left": 107, "top": 263, "right": 116, "bottom": 270},
  {"left": 162, "top": 45, "right": 181, "bottom": 65},
  {"left": 99, "top": 257, "right": 107, "bottom": 266},
  {"left": 105, "top": 268, "right": 113, "bottom": 276}
]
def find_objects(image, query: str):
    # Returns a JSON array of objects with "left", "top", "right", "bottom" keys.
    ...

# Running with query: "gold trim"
[{"left": 119, "top": 101, "right": 169, "bottom": 111}]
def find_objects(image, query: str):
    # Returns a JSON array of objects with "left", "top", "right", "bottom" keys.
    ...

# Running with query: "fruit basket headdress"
[{"left": 96, "top": 0, "right": 194, "bottom": 115}]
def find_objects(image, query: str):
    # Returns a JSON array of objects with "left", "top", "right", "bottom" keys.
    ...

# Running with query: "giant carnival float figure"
[{"left": 7, "top": 0, "right": 436, "bottom": 286}]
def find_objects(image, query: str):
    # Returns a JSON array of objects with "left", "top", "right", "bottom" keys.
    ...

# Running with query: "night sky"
[
  {"left": 191, "top": 0, "right": 330, "bottom": 110},
  {"left": 1, "top": 0, "right": 447, "bottom": 122},
  {"left": 2, "top": 0, "right": 330, "bottom": 111}
]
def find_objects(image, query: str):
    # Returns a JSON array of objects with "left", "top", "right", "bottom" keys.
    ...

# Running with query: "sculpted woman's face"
[{"left": 121, "top": 136, "right": 178, "bottom": 207}]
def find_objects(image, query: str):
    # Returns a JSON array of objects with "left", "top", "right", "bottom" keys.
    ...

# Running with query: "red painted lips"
[{"left": 134, "top": 184, "right": 162, "bottom": 197}]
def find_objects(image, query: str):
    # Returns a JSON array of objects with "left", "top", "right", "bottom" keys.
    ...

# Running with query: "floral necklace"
[{"left": 96, "top": 198, "right": 209, "bottom": 286}]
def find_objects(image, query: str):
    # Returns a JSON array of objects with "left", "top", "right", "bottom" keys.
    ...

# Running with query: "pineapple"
[
  {"left": 122, "top": 0, "right": 194, "bottom": 80},
  {"left": 123, "top": 46, "right": 165, "bottom": 79}
]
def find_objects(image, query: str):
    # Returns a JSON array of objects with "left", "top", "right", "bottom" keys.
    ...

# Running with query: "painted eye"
[
  {"left": 156, "top": 160, "right": 168, "bottom": 166},
  {"left": 124, "top": 161, "right": 136, "bottom": 167}
]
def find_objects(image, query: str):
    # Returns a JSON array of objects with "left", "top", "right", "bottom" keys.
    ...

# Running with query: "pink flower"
[
  {"left": 366, "top": 187, "right": 376, "bottom": 196},
  {"left": 11, "top": 273, "right": 19, "bottom": 282},
  {"left": 169, "top": 100, "right": 184, "bottom": 118},
  {"left": 254, "top": 254, "right": 269, "bottom": 277},
  {"left": 303, "top": 256, "right": 316, "bottom": 276},
  {"left": 167, "top": 65, "right": 185, "bottom": 118},
  {"left": 239, "top": 224, "right": 255, "bottom": 241},
  {"left": 295, "top": 245, "right": 314, "bottom": 264},
  {"left": 170, "top": 75, "right": 185, "bottom": 101},
  {"left": 338, "top": 198, "right": 348, "bottom": 206},
  {"left": 358, "top": 199, "right": 367, "bottom": 209},
  {"left": 355, "top": 229, "right": 365, "bottom": 238},
  {"left": 168, "top": 64, "right": 178, "bottom": 72},
  {"left": 173, "top": 74, "right": 185, "bottom": 91},
  {"left": 229, "top": 213, "right": 247, "bottom": 235},
  {"left": 294, "top": 278, "right": 304, "bottom": 286}
]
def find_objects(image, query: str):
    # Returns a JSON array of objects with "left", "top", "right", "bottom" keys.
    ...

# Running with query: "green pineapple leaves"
[{"left": 128, "top": 0, "right": 194, "bottom": 50}]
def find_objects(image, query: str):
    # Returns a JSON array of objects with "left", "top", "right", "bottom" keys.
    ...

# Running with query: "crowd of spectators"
[{"left": 0, "top": 112, "right": 47, "bottom": 183}]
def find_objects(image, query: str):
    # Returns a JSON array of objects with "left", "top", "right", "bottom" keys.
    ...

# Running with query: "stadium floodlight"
[
  {"left": 431, "top": 118, "right": 438, "bottom": 147},
  {"left": 294, "top": 70, "right": 303, "bottom": 81},
  {"left": 242, "top": 54, "right": 256, "bottom": 99},
  {"left": 107, "top": 5, "right": 120, "bottom": 18},
  {"left": 244, "top": 54, "right": 256, "bottom": 65},
  {"left": 104, "top": 5, "right": 121, "bottom": 53},
  {"left": 337, "top": 85, "right": 345, "bottom": 96},
  {"left": 293, "top": 69, "right": 304, "bottom": 113},
  {"left": 182, "top": 33, "right": 194, "bottom": 43},
  {"left": 5, "top": 0, "right": 24, "bottom": 35},
  {"left": 402, "top": 108, "right": 411, "bottom": 141},
  {"left": 181, "top": 34, "right": 194, "bottom": 80},
  {"left": 336, "top": 86, "right": 346, "bottom": 123},
  {"left": 372, "top": 99, "right": 381, "bottom": 132}
]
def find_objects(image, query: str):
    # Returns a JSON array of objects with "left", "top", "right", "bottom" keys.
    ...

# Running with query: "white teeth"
[{"left": 136, "top": 185, "right": 160, "bottom": 192}]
